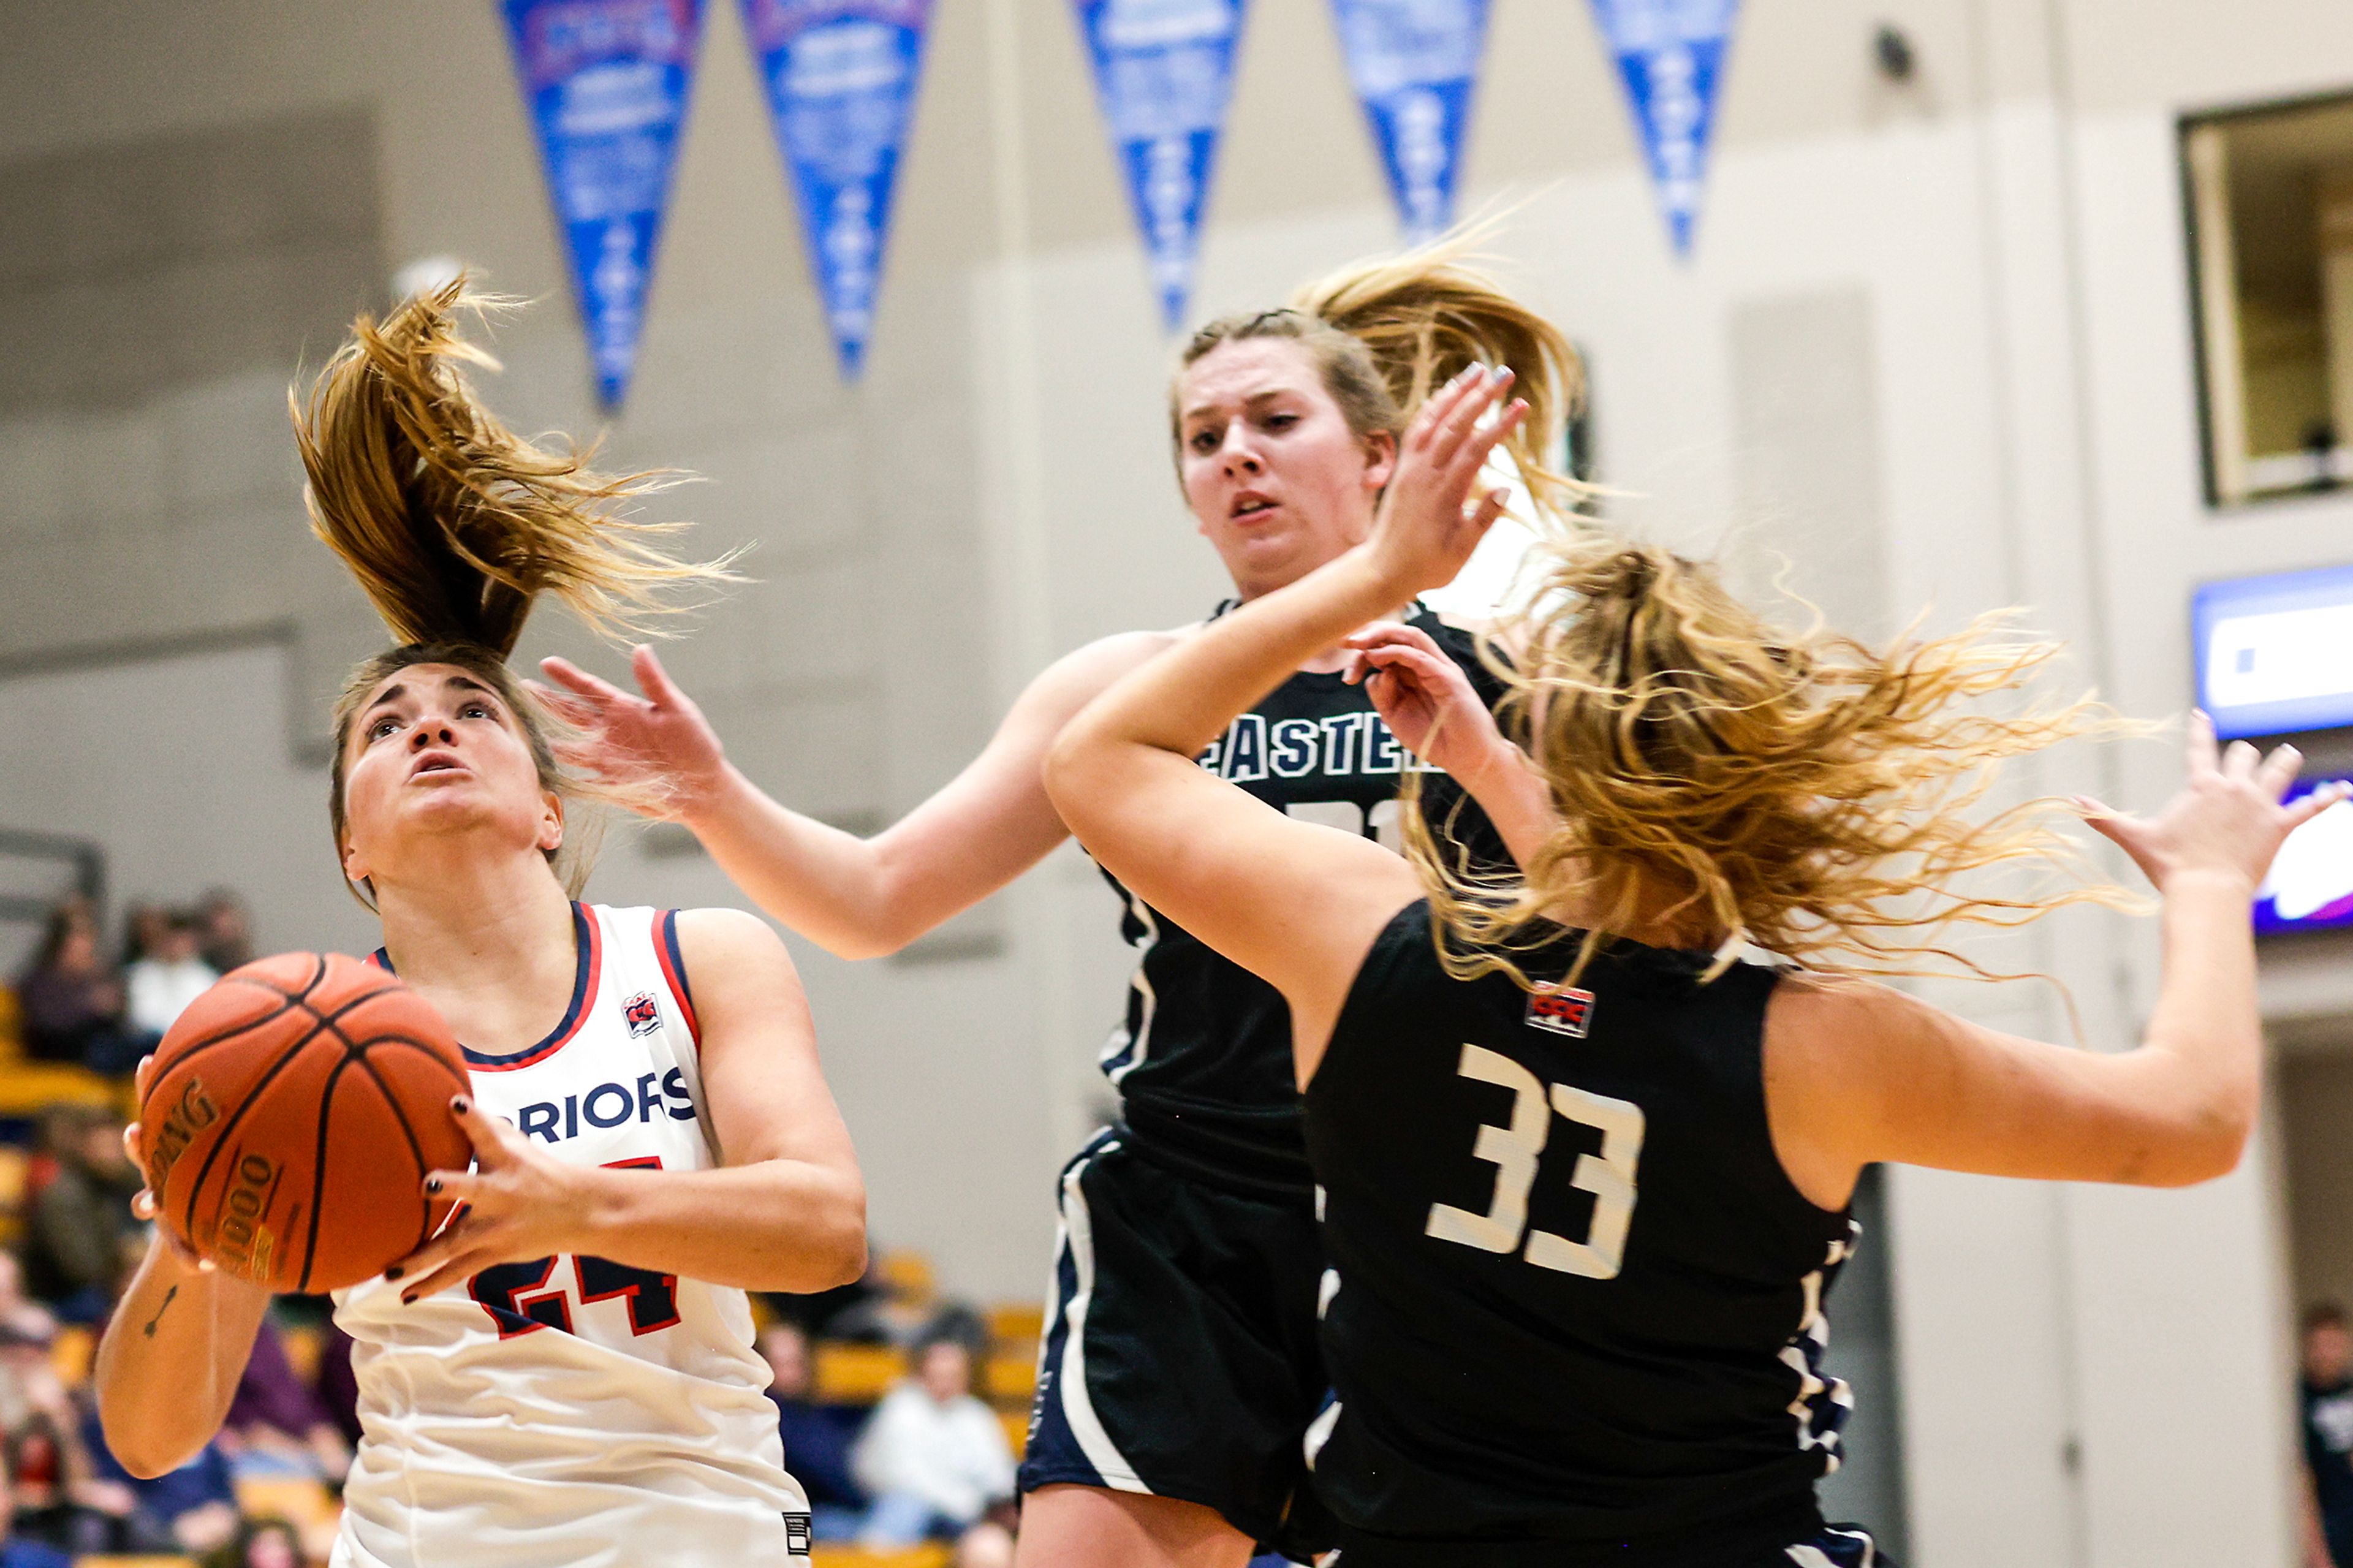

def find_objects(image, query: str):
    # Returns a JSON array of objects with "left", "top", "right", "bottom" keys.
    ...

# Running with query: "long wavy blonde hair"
[
  {"left": 1406, "top": 534, "right": 2130, "bottom": 987},
  {"left": 1175, "top": 224, "right": 1590, "bottom": 530},
  {"left": 292, "top": 278, "right": 737, "bottom": 902}
]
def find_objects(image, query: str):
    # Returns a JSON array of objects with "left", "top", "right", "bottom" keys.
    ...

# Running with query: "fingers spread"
[
  {"left": 2185, "top": 709, "right": 2219, "bottom": 776},
  {"left": 632, "top": 645, "right": 684, "bottom": 706},
  {"left": 2286, "top": 781, "right": 2353, "bottom": 830},
  {"left": 450, "top": 1096, "right": 515, "bottom": 1168},
  {"left": 2258, "top": 742, "right": 2305, "bottom": 797},
  {"left": 537, "top": 657, "right": 627, "bottom": 705}
]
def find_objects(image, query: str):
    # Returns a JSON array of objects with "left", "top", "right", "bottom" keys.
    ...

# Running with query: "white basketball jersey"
[{"left": 330, "top": 904, "right": 811, "bottom": 1568}]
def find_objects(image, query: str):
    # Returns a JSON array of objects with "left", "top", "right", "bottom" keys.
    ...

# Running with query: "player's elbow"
[
  {"left": 779, "top": 1174, "right": 868, "bottom": 1291},
  {"left": 2139, "top": 1118, "right": 2253, "bottom": 1187},
  {"left": 98, "top": 1405, "right": 201, "bottom": 1482},
  {"left": 1041, "top": 725, "right": 1112, "bottom": 839}
]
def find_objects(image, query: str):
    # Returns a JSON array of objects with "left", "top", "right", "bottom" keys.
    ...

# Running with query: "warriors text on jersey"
[
  {"left": 333, "top": 904, "right": 810, "bottom": 1568},
  {"left": 1096, "top": 603, "right": 1506, "bottom": 1195},
  {"left": 1303, "top": 903, "right": 1859, "bottom": 1564}
]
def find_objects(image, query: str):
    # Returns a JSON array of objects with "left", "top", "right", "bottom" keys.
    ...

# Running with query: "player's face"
[
  {"left": 2310, "top": 1322, "right": 2351, "bottom": 1384},
  {"left": 1177, "top": 338, "right": 1395, "bottom": 599},
  {"left": 338, "top": 664, "right": 562, "bottom": 886}
]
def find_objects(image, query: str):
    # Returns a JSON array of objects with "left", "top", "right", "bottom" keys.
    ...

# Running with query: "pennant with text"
[
  {"left": 1330, "top": 0, "right": 1489, "bottom": 245},
  {"left": 741, "top": 0, "right": 935, "bottom": 379},
  {"left": 502, "top": 0, "right": 707, "bottom": 408},
  {"left": 1074, "top": 0, "right": 1248, "bottom": 333},
  {"left": 1588, "top": 0, "right": 1737, "bottom": 256}
]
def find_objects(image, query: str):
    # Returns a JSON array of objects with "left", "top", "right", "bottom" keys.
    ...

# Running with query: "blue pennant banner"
[
  {"left": 741, "top": 0, "right": 935, "bottom": 379},
  {"left": 1074, "top": 0, "right": 1248, "bottom": 332},
  {"left": 1588, "top": 0, "right": 1736, "bottom": 256},
  {"left": 1330, "top": 0, "right": 1489, "bottom": 246},
  {"left": 503, "top": 0, "right": 707, "bottom": 408}
]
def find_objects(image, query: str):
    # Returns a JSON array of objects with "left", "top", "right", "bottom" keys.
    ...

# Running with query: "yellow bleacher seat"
[
  {"left": 233, "top": 1474, "right": 341, "bottom": 1537},
  {"left": 1000, "top": 1407, "right": 1029, "bottom": 1458},
  {"left": 982, "top": 1349, "right": 1036, "bottom": 1406},
  {"left": 986, "top": 1301, "right": 1044, "bottom": 1350},
  {"left": 52, "top": 1324, "right": 93, "bottom": 1384},
  {"left": 73, "top": 1556, "right": 199, "bottom": 1567},
  {"left": 813, "top": 1340, "right": 906, "bottom": 1404},
  {"left": 0, "top": 1144, "right": 29, "bottom": 1211},
  {"left": 809, "top": 1545, "right": 952, "bottom": 1568},
  {"left": 279, "top": 1321, "right": 324, "bottom": 1383},
  {"left": 0, "top": 1060, "right": 121, "bottom": 1116},
  {"left": 0, "top": 987, "right": 23, "bottom": 1061}
]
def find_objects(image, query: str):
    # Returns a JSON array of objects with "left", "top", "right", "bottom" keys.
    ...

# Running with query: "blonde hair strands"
[
  {"left": 1177, "top": 224, "right": 1591, "bottom": 531},
  {"left": 1404, "top": 536, "right": 2137, "bottom": 990},
  {"left": 295, "top": 278, "right": 737, "bottom": 901}
]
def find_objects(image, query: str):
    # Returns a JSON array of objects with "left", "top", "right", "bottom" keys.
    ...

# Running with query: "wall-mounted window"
[{"left": 2183, "top": 92, "right": 2353, "bottom": 507}]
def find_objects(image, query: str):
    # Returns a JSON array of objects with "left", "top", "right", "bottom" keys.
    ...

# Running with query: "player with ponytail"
[
  {"left": 94, "top": 281, "right": 867, "bottom": 1568},
  {"left": 1044, "top": 363, "right": 2335, "bottom": 1564},
  {"left": 539, "top": 232, "right": 1580, "bottom": 1566}
]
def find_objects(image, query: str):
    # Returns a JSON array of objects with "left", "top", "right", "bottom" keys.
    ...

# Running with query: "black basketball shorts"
[{"left": 1018, "top": 1127, "right": 1334, "bottom": 1556}]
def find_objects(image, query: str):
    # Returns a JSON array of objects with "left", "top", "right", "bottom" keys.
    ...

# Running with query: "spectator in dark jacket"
[
  {"left": 18, "top": 1108, "right": 141, "bottom": 1322},
  {"left": 12, "top": 901, "right": 149, "bottom": 1074},
  {"left": 758, "top": 1324, "right": 864, "bottom": 1540},
  {"left": 220, "top": 1319, "right": 349, "bottom": 1482}
]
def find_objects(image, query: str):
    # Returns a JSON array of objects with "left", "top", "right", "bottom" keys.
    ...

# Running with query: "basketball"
[{"left": 137, "top": 952, "right": 472, "bottom": 1293}]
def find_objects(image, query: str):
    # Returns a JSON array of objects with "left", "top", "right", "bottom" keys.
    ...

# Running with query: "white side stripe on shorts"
[
  {"left": 1055, "top": 1142, "right": 1151, "bottom": 1493},
  {"left": 1787, "top": 1527, "right": 1875, "bottom": 1567}
]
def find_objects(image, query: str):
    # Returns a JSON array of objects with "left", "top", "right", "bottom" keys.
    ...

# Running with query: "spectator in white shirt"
[
  {"left": 123, "top": 911, "right": 217, "bottom": 1037},
  {"left": 852, "top": 1332, "right": 1015, "bottom": 1566}
]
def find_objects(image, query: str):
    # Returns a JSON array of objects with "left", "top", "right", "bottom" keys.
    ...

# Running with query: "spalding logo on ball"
[{"left": 138, "top": 953, "right": 472, "bottom": 1292}]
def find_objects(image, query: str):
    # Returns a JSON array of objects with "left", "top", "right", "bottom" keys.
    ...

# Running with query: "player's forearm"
[
  {"left": 1059, "top": 548, "right": 1398, "bottom": 767},
  {"left": 2123, "top": 869, "right": 2262, "bottom": 1183},
  {"left": 93, "top": 1242, "right": 268, "bottom": 1478},
  {"left": 573, "top": 1157, "right": 867, "bottom": 1293},
  {"left": 1447, "top": 740, "right": 1558, "bottom": 869},
  {"left": 681, "top": 765, "right": 912, "bottom": 958}
]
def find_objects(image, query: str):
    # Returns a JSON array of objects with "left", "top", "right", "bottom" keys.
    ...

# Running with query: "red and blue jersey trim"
[
  {"left": 655, "top": 909, "right": 699, "bottom": 1049},
  {"left": 368, "top": 903, "right": 601, "bottom": 1072}
]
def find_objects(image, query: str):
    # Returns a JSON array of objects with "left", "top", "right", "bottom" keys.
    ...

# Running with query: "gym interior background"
[{"left": 4, "top": 2, "right": 2353, "bottom": 1563}]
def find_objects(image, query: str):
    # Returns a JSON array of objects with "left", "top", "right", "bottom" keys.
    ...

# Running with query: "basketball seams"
[
  {"left": 295, "top": 1054, "right": 358, "bottom": 1294},
  {"left": 346, "top": 1047, "right": 452, "bottom": 1252},
  {"left": 167, "top": 983, "right": 422, "bottom": 1244}
]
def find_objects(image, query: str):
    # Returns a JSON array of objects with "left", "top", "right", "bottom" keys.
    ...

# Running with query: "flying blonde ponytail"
[{"left": 292, "top": 276, "right": 734, "bottom": 657}]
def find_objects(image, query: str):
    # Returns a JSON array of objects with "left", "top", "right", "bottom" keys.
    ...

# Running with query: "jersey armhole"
[{"left": 656, "top": 910, "right": 701, "bottom": 1051}]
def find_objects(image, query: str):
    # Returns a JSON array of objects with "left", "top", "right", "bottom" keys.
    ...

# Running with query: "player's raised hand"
[
  {"left": 527, "top": 646, "right": 727, "bottom": 824},
  {"left": 2075, "top": 711, "right": 2350, "bottom": 894},
  {"left": 1342, "top": 622, "right": 1510, "bottom": 782},
  {"left": 1364, "top": 363, "right": 1527, "bottom": 598},
  {"left": 385, "top": 1096, "right": 590, "bottom": 1305}
]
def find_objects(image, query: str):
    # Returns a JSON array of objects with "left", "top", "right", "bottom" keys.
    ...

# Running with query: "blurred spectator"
[
  {"left": 197, "top": 890, "right": 256, "bottom": 976},
  {"left": 116, "top": 905, "right": 167, "bottom": 971},
  {"left": 20, "top": 1107, "right": 141, "bottom": 1322},
  {"left": 124, "top": 909, "right": 217, "bottom": 1038},
  {"left": 12, "top": 900, "right": 149, "bottom": 1072},
  {"left": 0, "top": 1320, "right": 104, "bottom": 1553},
  {"left": 202, "top": 1516, "right": 301, "bottom": 1568},
  {"left": 78, "top": 1397, "right": 238, "bottom": 1556},
  {"left": 852, "top": 1331, "right": 1015, "bottom": 1567},
  {"left": 220, "top": 1318, "right": 350, "bottom": 1482},
  {"left": 757, "top": 1324, "right": 863, "bottom": 1540},
  {"left": 2305, "top": 1303, "right": 2353, "bottom": 1568},
  {"left": 314, "top": 1325, "right": 362, "bottom": 1451}
]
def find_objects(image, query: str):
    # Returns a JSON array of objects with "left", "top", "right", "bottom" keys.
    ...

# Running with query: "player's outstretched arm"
[
  {"left": 385, "top": 909, "right": 866, "bottom": 1298},
  {"left": 536, "top": 634, "right": 1170, "bottom": 960},
  {"left": 1048, "top": 365, "right": 1526, "bottom": 1074},
  {"left": 94, "top": 1099, "right": 272, "bottom": 1479},
  {"left": 1764, "top": 716, "right": 2348, "bottom": 1207}
]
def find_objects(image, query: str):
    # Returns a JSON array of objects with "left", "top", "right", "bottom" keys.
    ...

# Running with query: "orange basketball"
[{"left": 138, "top": 952, "right": 472, "bottom": 1292}]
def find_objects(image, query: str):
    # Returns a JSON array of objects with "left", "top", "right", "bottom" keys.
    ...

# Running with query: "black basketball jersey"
[
  {"left": 1096, "top": 604, "right": 1507, "bottom": 1198},
  {"left": 1303, "top": 901, "right": 1858, "bottom": 1562}
]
